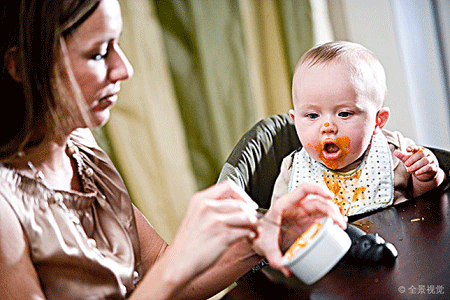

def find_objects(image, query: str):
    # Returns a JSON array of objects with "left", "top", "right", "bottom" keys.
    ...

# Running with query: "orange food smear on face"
[
  {"left": 315, "top": 136, "right": 351, "bottom": 169},
  {"left": 324, "top": 122, "right": 330, "bottom": 127}
]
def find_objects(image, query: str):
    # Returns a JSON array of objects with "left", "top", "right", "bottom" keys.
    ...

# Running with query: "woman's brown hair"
[{"left": 0, "top": 0, "right": 100, "bottom": 162}]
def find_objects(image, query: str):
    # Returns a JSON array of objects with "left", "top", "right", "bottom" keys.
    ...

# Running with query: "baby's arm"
[{"left": 394, "top": 146, "right": 446, "bottom": 197}]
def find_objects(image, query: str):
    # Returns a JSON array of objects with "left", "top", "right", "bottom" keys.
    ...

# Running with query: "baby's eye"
[
  {"left": 338, "top": 111, "right": 353, "bottom": 118},
  {"left": 306, "top": 113, "right": 319, "bottom": 119}
]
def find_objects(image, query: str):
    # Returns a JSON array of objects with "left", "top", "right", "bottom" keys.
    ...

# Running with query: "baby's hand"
[{"left": 393, "top": 146, "right": 439, "bottom": 182}]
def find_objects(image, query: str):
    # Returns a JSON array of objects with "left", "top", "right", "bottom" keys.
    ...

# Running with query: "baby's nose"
[{"left": 321, "top": 121, "right": 337, "bottom": 133}]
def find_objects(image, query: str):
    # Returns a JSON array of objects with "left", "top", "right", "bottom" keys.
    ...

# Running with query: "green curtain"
[
  {"left": 276, "top": 0, "right": 314, "bottom": 78},
  {"left": 154, "top": 0, "right": 256, "bottom": 190},
  {"left": 101, "top": 0, "right": 317, "bottom": 243},
  {"left": 153, "top": 0, "right": 314, "bottom": 190}
]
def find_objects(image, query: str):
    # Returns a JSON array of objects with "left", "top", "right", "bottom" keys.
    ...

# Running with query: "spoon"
[{"left": 256, "top": 211, "right": 299, "bottom": 236}]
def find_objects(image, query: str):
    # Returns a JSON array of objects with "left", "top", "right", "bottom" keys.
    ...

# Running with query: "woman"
[{"left": 0, "top": 0, "right": 345, "bottom": 299}]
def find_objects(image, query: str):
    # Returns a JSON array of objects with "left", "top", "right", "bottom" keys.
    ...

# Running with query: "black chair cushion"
[{"left": 218, "top": 113, "right": 300, "bottom": 209}]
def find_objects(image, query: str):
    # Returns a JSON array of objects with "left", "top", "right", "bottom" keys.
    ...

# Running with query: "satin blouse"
[{"left": 0, "top": 129, "right": 143, "bottom": 299}]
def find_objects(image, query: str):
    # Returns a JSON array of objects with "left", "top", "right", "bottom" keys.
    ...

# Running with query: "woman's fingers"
[
  {"left": 196, "top": 180, "right": 258, "bottom": 210},
  {"left": 289, "top": 183, "right": 334, "bottom": 203},
  {"left": 254, "top": 183, "right": 347, "bottom": 278},
  {"left": 276, "top": 184, "right": 332, "bottom": 213},
  {"left": 201, "top": 184, "right": 260, "bottom": 239},
  {"left": 297, "top": 194, "right": 347, "bottom": 229},
  {"left": 169, "top": 183, "right": 261, "bottom": 278},
  {"left": 265, "top": 253, "right": 292, "bottom": 277},
  {"left": 217, "top": 202, "right": 258, "bottom": 228},
  {"left": 253, "top": 221, "right": 290, "bottom": 275},
  {"left": 267, "top": 183, "right": 344, "bottom": 228}
]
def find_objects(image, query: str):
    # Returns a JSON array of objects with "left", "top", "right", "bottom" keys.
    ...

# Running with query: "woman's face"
[{"left": 63, "top": 0, "right": 133, "bottom": 129}]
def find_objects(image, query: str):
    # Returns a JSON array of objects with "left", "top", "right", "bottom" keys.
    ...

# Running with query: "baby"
[{"left": 271, "top": 41, "right": 446, "bottom": 216}]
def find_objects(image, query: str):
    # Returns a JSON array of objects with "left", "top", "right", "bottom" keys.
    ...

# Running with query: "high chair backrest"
[{"left": 218, "top": 113, "right": 300, "bottom": 209}]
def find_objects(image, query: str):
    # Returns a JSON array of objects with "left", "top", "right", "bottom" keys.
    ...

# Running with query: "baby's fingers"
[
  {"left": 404, "top": 147, "right": 427, "bottom": 167},
  {"left": 406, "top": 145, "right": 424, "bottom": 154},
  {"left": 412, "top": 157, "right": 439, "bottom": 176},
  {"left": 395, "top": 146, "right": 427, "bottom": 167},
  {"left": 393, "top": 149, "right": 411, "bottom": 163},
  {"left": 405, "top": 148, "right": 436, "bottom": 171},
  {"left": 406, "top": 155, "right": 429, "bottom": 172},
  {"left": 414, "top": 163, "right": 437, "bottom": 176}
]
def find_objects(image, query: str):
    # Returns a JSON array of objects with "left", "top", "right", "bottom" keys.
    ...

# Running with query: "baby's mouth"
[{"left": 322, "top": 140, "right": 341, "bottom": 159}]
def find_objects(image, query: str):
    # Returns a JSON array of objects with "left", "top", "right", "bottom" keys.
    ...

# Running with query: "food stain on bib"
[
  {"left": 352, "top": 186, "right": 366, "bottom": 203},
  {"left": 323, "top": 169, "right": 365, "bottom": 216}
]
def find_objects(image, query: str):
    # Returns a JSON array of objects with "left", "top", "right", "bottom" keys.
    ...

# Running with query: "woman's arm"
[
  {"left": 132, "top": 205, "right": 169, "bottom": 275},
  {"left": 0, "top": 197, "right": 46, "bottom": 300}
]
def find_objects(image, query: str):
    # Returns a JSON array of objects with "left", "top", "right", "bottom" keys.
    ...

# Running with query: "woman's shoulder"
[
  {"left": 0, "top": 164, "right": 51, "bottom": 235},
  {"left": 69, "top": 128, "right": 113, "bottom": 167},
  {"left": 69, "top": 129, "right": 135, "bottom": 227},
  {"left": 70, "top": 128, "right": 101, "bottom": 149}
]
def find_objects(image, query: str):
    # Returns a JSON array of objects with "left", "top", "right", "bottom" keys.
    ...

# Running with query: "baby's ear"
[
  {"left": 4, "top": 47, "right": 22, "bottom": 83},
  {"left": 374, "top": 107, "right": 390, "bottom": 133}
]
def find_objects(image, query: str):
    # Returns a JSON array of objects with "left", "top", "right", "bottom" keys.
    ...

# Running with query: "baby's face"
[{"left": 291, "top": 62, "right": 380, "bottom": 170}]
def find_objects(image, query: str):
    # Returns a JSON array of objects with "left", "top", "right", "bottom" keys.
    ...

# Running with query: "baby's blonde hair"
[{"left": 294, "top": 41, "right": 387, "bottom": 108}]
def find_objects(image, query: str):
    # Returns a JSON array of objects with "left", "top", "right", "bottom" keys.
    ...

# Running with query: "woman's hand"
[
  {"left": 251, "top": 183, "right": 346, "bottom": 277},
  {"left": 164, "top": 180, "right": 259, "bottom": 285},
  {"left": 133, "top": 180, "right": 259, "bottom": 300}
]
